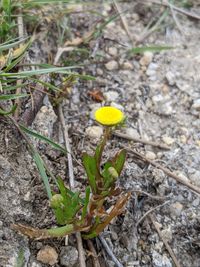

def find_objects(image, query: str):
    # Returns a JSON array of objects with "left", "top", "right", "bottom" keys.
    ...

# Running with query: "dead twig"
[
  {"left": 132, "top": 190, "right": 166, "bottom": 201},
  {"left": 14, "top": 12, "right": 24, "bottom": 119},
  {"left": 149, "top": 213, "right": 181, "bottom": 267},
  {"left": 112, "top": 0, "right": 134, "bottom": 45},
  {"left": 58, "top": 103, "right": 86, "bottom": 267},
  {"left": 87, "top": 240, "right": 101, "bottom": 267},
  {"left": 20, "top": 83, "right": 46, "bottom": 126},
  {"left": 114, "top": 131, "right": 170, "bottom": 150},
  {"left": 144, "top": 0, "right": 200, "bottom": 20},
  {"left": 125, "top": 147, "right": 200, "bottom": 196},
  {"left": 58, "top": 104, "right": 75, "bottom": 188},
  {"left": 168, "top": 1, "right": 185, "bottom": 35},
  {"left": 99, "top": 235, "right": 124, "bottom": 267},
  {"left": 136, "top": 201, "right": 170, "bottom": 228}
]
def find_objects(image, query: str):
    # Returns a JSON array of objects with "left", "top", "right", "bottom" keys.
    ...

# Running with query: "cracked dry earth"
[{"left": 1, "top": 2, "right": 200, "bottom": 267}]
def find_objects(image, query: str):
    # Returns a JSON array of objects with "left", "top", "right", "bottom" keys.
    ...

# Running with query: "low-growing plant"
[{"left": 12, "top": 106, "right": 130, "bottom": 239}]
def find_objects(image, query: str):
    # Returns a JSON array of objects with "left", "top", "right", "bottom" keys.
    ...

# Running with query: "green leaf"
[
  {"left": 33, "top": 152, "right": 52, "bottom": 199},
  {"left": 111, "top": 149, "right": 126, "bottom": 176},
  {"left": 4, "top": 40, "right": 32, "bottom": 72},
  {"left": 15, "top": 249, "right": 24, "bottom": 267},
  {"left": 0, "top": 93, "right": 28, "bottom": 101},
  {"left": 0, "top": 37, "right": 29, "bottom": 52},
  {"left": 128, "top": 45, "right": 174, "bottom": 55},
  {"left": 20, "top": 125, "right": 67, "bottom": 154},
  {"left": 81, "top": 186, "right": 90, "bottom": 221},
  {"left": 82, "top": 153, "right": 98, "bottom": 194}
]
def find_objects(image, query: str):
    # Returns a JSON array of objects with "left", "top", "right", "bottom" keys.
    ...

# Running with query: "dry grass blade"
[
  {"left": 149, "top": 214, "right": 181, "bottom": 267},
  {"left": 58, "top": 103, "right": 86, "bottom": 267},
  {"left": 99, "top": 235, "right": 124, "bottom": 267},
  {"left": 126, "top": 147, "right": 200, "bottom": 196},
  {"left": 114, "top": 131, "right": 170, "bottom": 150},
  {"left": 144, "top": 0, "right": 200, "bottom": 20}
]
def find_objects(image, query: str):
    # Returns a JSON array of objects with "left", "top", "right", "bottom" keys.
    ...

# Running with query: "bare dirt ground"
[{"left": 0, "top": 2, "right": 200, "bottom": 267}]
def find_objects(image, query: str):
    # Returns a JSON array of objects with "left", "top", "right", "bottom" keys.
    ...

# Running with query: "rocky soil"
[{"left": 0, "top": 2, "right": 200, "bottom": 267}]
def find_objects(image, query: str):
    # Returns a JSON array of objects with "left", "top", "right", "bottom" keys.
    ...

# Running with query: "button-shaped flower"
[{"left": 95, "top": 106, "right": 124, "bottom": 126}]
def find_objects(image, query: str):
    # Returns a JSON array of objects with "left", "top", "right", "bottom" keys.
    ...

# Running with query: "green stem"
[{"left": 47, "top": 224, "right": 74, "bottom": 237}]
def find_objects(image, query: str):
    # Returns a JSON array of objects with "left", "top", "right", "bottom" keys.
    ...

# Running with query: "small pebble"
[
  {"left": 86, "top": 126, "right": 103, "bottom": 139},
  {"left": 166, "top": 71, "right": 176, "bottom": 86},
  {"left": 37, "top": 246, "right": 58, "bottom": 266},
  {"left": 145, "top": 151, "right": 156, "bottom": 160},
  {"left": 108, "top": 47, "right": 118, "bottom": 57},
  {"left": 104, "top": 91, "right": 119, "bottom": 101},
  {"left": 190, "top": 170, "right": 200, "bottom": 187},
  {"left": 140, "top": 51, "right": 153, "bottom": 66},
  {"left": 175, "top": 171, "right": 189, "bottom": 183},
  {"left": 105, "top": 60, "right": 118, "bottom": 71},
  {"left": 110, "top": 102, "right": 124, "bottom": 111},
  {"left": 191, "top": 99, "right": 200, "bottom": 111},
  {"left": 162, "top": 136, "right": 175, "bottom": 145},
  {"left": 161, "top": 227, "right": 172, "bottom": 243},
  {"left": 125, "top": 128, "right": 140, "bottom": 139},
  {"left": 169, "top": 202, "right": 183, "bottom": 217},
  {"left": 146, "top": 62, "right": 158, "bottom": 76},
  {"left": 122, "top": 61, "right": 134, "bottom": 70},
  {"left": 59, "top": 246, "right": 78, "bottom": 267}
]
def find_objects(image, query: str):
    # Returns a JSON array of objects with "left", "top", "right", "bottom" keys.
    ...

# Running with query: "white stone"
[
  {"left": 161, "top": 227, "right": 172, "bottom": 243},
  {"left": 166, "top": 71, "right": 176, "bottom": 85},
  {"left": 192, "top": 99, "right": 200, "bottom": 111},
  {"left": 146, "top": 62, "right": 158, "bottom": 76},
  {"left": 145, "top": 151, "right": 156, "bottom": 160},
  {"left": 86, "top": 126, "right": 103, "bottom": 139},
  {"left": 37, "top": 246, "right": 58, "bottom": 266},
  {"left": 169, "top": 202, "right": 183, "bottom": 217},
  {"left": 110, "top": 102, "right": 124, "bottom": 111},
  {"left": 125, "top": 128, "right": 140, "bottom": 139},
  {"left": 108, "top": 47, "right": 118, "bottom": 57},
  {"left": 162, "top": 136, "right": 175, "bottom": 145},
  {"left": 122, "top": 61, "right": 134, "bottom": 70},
  {"left": 105, "top": 60, "right": 118, "bottom": 71},
  {"left": 104, "top": 91, "right": 119, "bottom": 101},
  {"left": 140, "top": 51, "right": 153, "bottom": 66},
  {"left": 175, "top": 171, "right": 189, "bottom": 183},
  {"left": 190, "top": 170, "right": 200, "bottom": 187}
]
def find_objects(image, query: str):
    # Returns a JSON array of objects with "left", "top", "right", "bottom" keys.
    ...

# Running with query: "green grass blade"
[
  {"left": 33, "top": 152, "right": 52, "bottom": 199},
  {"left": 0, "top": 37, "right": 29, "bottom": 52},
  {"left": 0, "top": 94, "right": 28, "bottom": 100},
  {"left": 128, "top": 45, "right": 174, "bottom": 55},
  {"left": 0, "top": 66, "right": 81, "bottom": 78},
  {"left": 19, "top": 124, "right": 67, "bottom": 154},
  {"left": 0, "top": 104, "right": 17, "bottom": 115}
]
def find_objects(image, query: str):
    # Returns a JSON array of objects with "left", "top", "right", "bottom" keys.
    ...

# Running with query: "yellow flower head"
[{"left": 95, "top": 106, "right": 124, "bottom": 126}]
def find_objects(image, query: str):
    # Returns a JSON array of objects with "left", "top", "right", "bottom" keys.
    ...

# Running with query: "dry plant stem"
[
  {"left": 136, "top": 200, "right": 170, "bottom": 228},
  {"left": 126, "top": 147, "right": 200, "bottom": 196},
  {"left": 169, "top": 2, "right": 184, "bottom": 35},
  {"left": 132, "top": 190, "right": 166, "bottom": 201},
  {"left": 14, "top": 13, "right": 24, "bottom": 119},
  {"left": 144, "top": 0, "right": 200, "bottom": 20},
  {"left": 58, "top": 104, "right": 75, "bottom": 188},
  {"left": 112, "top": 0, "right": 134, "bottom": 45},
  {"left": 114, "top": 131, "right": 170, "bottom": 150},
  {"left": 87, "top": 240, "right": 101, "bottom": 267},
  {"left": 58, "top": 103, "right": 86, "bottom": 267},
  {"left": 20, "top": 85, "right": 46, "bottom": 126},
  {"left": 99, "top": 235, "right": 124, "bottom": 267},
  {"left": 149, "top": 214, "right": 181, "bottom": 267}
]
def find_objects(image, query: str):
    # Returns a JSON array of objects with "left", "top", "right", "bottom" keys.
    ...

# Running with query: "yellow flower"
[{"left": 95, "top": 106, "right": 124, "bottom": 126}]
